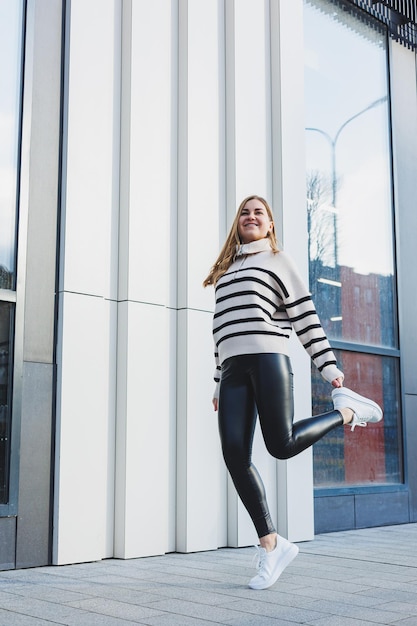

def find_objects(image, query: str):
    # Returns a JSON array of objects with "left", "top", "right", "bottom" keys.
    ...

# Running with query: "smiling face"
[{"left": 237, "top": 198, "right": 274, "bottom": 243}]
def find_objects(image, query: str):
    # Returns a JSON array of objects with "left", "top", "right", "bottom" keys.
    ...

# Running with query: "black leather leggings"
[{"left": 218, "top": 353, "right": 343, "bottom": 538}]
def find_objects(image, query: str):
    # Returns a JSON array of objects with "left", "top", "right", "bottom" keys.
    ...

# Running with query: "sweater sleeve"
[{"left": 277, "top": 252, "right": 344, "bottom": 384}]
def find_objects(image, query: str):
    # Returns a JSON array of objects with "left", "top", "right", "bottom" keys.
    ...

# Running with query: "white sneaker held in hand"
[{"left": 332, "top": 387, "right": 383, "bottom": 432}]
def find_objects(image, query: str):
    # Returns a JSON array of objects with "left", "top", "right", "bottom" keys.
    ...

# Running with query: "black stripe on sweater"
[
  {"left": 311, "top": 346, "right": 335, "bottom": 360},
  {"left": 303, "top": 336, "right": 327, "bottom": 350},
  {"left": 214, "top": 303, "right": 273, "bottom": 319},
  {"left": 317, "top": 359, "right": 337, "bottom": 372},
  {"left": 216, "top": 289, "right": 278, "bottom": 311},
  {"left": 217, "top": 275, "right": 283, "bottom": 302},
  {"left": 296, "top": 323, "right": 323, "bottom": 337},
  {"left": 285, "top": 295, "right": 312, "bottom": 309},
  {"left": 214, "top": 316, "right": 288, "bottom": 335},
  {"left": 214, "top": 316, "right": 263, "bottom": 334},
  {"left": 222, "top": 266, "right": 290, "bottom": 298},
  {"left": 287, "top": 309, "right": 317, "bottom": 323},
  {"left": 216, "top": 329, "right": 289, "bottom": 347}
]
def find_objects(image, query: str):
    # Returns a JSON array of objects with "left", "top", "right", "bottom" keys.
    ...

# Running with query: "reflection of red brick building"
[{"left": 340, "top": 267, "right": 385, "bottom": 484}]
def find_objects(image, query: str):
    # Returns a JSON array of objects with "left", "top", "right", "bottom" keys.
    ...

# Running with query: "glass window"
[
  {"left": 0, "top": 0, "right": 23, "bottom": 505},
  {"left": 0, "top": 0, "right": 23, "bottom": 290},
  {"left": 0, "top": 303, "right": 14, "bottom": 504},
  {"left": 312, "top": 351, "right": 402, "bottom": 486},
  {"left": 304, "top": 0, "right": 402, "bottom": 488}
]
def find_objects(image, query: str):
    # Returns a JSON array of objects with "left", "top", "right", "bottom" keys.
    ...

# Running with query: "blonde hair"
[{"left": 203, "top": 195, "right": 279, "bottom": 287}]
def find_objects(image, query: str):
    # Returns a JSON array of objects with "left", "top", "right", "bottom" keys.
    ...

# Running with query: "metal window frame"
[
  {"left": 346, "top": 0, "right": 417, "bottom": 48},
  {"left": 0, "top": 0, "right": 27, "bottom": 517}
]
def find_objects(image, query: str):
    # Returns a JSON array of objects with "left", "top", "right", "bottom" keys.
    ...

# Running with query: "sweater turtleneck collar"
[{"left": 235, "top": 237, "right": 272, "bottom": 257}]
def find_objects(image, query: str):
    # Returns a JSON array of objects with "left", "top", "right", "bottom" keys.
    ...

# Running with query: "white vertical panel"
[
  {"left": 177, "top": 310, "right": 227, "bottom": 552},
  {"left": 54, "top": 294, "right": 116, "bottom": 564},
  {"left": 226, "top": 0, "right": 278, "bottom": 548},
  {"left": 114, "top": 0, "right": 176, "bottom": 557},
  {"left": 233, "top": 0, "right": 272, "bottom": 201},
  {"left": 177, "top": 0, "right": 224, "bottom": 311},
  {"left": 176, "top": 0, "right": 228, "bottom": 552},
  {"left": 121, "top": 0, "right": 175, "bottom": 306},
  {"left": 114, "top": 302, "right": 171, "bottom": 558},
  {"left": 186, "top": 0, "right": 225, "bottom": 312},
  {"left": 59, "top": 0, "right": 120, "bottom": 301},
  {"left": 271, "top": 0, "right": 314, "bottom": 542},
  {"left": 54, "top": 0, "right": 120, "bottom": 564}
]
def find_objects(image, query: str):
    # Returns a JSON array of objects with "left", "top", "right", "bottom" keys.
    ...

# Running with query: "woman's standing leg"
[
  {"left": 218, "top": 355, "right": 299, "bottom": 591},
  {"left": 218, "top": 356, "right": 276, "bottom": 538}
]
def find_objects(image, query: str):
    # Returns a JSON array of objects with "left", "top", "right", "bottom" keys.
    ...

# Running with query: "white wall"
[
  {"left": 54, "top": 0, "right": 121, "bottom": 564},
  {"left": 114, "top": 0, "right": 176, "bottom": 559},
  {"left": 176, "top": 0, "right": 228, "bottom": 552},
  {"left": 54, "top": 0, "right": 314, "bottom": 564}
]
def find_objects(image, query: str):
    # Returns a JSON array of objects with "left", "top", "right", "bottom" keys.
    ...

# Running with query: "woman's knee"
[{"left": 265, "top": 440, "right": 295, "bottom": 461}]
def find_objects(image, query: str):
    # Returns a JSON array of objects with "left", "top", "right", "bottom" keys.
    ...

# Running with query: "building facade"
[{"left": 0, "top": 0, "right": 416, "bottom": 570}]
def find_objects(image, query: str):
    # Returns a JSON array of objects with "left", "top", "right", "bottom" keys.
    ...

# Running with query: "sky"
[{"left": 304, "top": 0, "right": 394, "bottom": 277}]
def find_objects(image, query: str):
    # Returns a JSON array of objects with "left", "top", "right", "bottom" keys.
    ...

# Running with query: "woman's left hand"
[{"left": 331, "top": 377, "right": 344, "bottom": 388}]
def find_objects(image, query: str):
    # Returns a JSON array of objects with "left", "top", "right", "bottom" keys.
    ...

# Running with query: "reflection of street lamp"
[{"left": 306, "top": 96, "right": 388, "bottom": 265}]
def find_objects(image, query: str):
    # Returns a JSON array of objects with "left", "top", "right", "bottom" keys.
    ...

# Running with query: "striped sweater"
[{"left": 212, "top": 238, "right": 343, "bottom": 396}]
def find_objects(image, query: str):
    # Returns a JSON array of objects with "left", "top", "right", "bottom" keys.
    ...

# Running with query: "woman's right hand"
[{"left": 212, "top": 398, "right": 218, "bottom": 412}]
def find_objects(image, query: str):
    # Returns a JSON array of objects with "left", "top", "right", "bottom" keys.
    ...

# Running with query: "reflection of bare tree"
[
  {"left": 306, "top": 96, "right": 388, "bottom": 270},
  {"left": 306, "top": 170, "right": 337, "bottom": 267},
  {"left": 0, "top": 266, "right": 12, "bottom": 290}
]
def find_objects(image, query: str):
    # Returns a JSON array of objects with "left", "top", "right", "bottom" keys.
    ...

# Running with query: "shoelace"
[
  {"left": 252, "top": 546, "right": 266, "bottom": 571},
  {"left": 249, "top": 548, "right": 268, "bottom": 587},
  {"left": 350, "top": 419, "right": 367, "bottom": 432}
]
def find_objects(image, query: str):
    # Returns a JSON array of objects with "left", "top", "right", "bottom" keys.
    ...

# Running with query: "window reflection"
[
  {"left": 304, "top": 0, "right": 396, "bottom": 349},
  {"left": 304, "top": 0, "right": 402, "bottom": 488},
  {"left": 0, "top": 303, "right": 13, "bottom": 504},
  {"left": 0, "top": 0, "right": 22, "bottom": 505},
  {"left": 0, "top": 0, "right": 23, "bottom": 289},
  {"left": 310, "top": 259, "right": 396, "bottom": 348},
  {"left": 312, "top": 351, "right": 402, "bottom": 487}
]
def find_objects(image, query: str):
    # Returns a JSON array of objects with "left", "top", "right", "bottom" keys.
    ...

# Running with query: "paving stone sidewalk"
[{"left": 0, "top": 523, "right": 416, "bottom": 625}]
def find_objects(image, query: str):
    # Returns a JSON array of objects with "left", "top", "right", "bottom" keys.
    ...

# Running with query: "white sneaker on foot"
[
  {"left": 248, "top": 535, "right": 299, "bottom": 590},
  {"left": 332, "top": 387, "right": 383, "bottom": 432}
]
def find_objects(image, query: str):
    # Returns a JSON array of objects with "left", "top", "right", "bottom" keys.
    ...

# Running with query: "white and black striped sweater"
[{"left": 213, "top": 238, "right": 343, "bottom": 396}]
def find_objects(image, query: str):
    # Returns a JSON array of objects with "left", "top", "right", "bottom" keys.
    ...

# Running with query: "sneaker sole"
[
  {"left": 248, "top": 543, "right": 299, "bottom": 590},
  {"left": 333, "top": 390, "right": 382, "bottom": 423}
]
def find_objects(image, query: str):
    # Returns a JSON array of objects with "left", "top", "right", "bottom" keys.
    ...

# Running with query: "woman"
[{"left": 203, "top": 195, "right": 382, "bottom": 590}]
